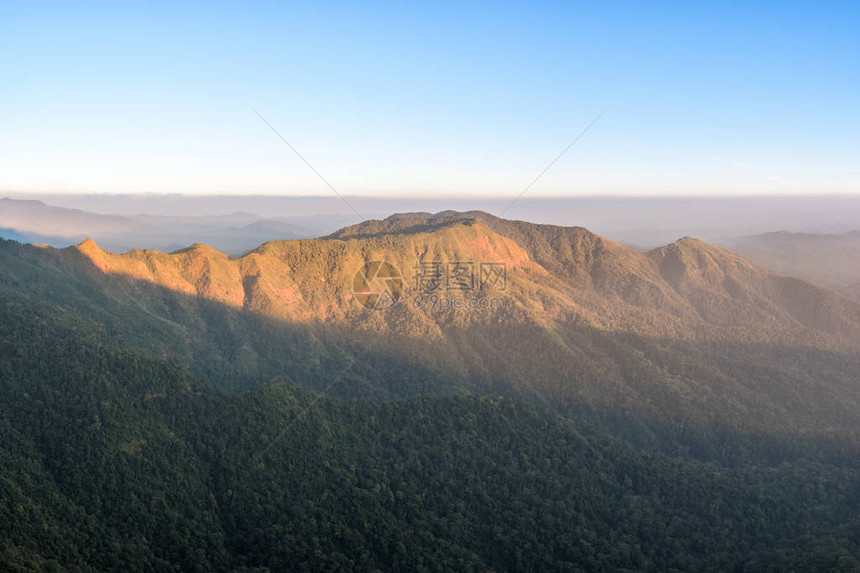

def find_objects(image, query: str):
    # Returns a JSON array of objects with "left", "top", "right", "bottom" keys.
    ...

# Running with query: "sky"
[{"left": 1, "top": 1, "right": 858, "bottom": 197}]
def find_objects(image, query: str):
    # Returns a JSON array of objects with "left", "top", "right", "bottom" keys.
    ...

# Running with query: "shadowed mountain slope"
[{"left": 2, "top": 288, "right": 858, "bottom": 571}]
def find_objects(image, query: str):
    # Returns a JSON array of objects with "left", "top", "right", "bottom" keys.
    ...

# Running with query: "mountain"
[
  {"left": 4, "top": 211, "right": 860, "bottom": 447},
  {"left": 240, "top": 218, "right": 320, "bottom": 236},
  {"left": 727, "top": 230, "right": 860, "bottom": 302},
  {"left": 38, "top": 209, "right": 860, "bottom": 347},
  {"left": 3, "top": 211, "right": 860, "bottom": 569},
  {"left": 332, "top": 211, "right": 860, "bottom": 347}
]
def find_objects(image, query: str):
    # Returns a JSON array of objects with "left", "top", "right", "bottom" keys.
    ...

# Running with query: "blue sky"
[{"left": 1, "top": 1, "right": 858, "bottom": 196}]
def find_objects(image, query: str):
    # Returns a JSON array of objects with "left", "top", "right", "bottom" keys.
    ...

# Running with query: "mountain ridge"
[{"left": 54, "top": 211, "right": 860, "bottom": 350}]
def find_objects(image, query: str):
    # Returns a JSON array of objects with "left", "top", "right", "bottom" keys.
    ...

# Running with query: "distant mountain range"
[
  {"left": 0, "top": 197, "right": 336, "bottom": 254},
  {"left": 727, "top": 230, "right": 860, "bottom": 302}
]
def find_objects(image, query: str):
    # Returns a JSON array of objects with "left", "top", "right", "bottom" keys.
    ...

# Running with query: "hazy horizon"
[{"left": 6, "top": 192, "right": 860, "bottom": 252}]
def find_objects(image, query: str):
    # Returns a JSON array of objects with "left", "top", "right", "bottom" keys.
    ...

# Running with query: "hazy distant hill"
[
  {"left": 0, "top": 197, "right": 325, "bottom": 254},
  {"left": 727, "top": 230, "right": 860, "bottom": 302},
  {"left": 0, "top": 197, "right": 144, "bottom": 244}
]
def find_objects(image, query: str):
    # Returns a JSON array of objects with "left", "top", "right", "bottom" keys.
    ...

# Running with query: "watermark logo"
[
  {"left": 352, "top": 259, "right": 507, "bottom": 311},
  {"left": 352, "top": 261, "right": 404, "bottom": 310},
  {"left": 413, "top": 261, "right": 507, "bottom": 293}
]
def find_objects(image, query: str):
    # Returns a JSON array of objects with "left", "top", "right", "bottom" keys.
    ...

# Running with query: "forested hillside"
[{"left": 1, "top": 290, "right": 860, "bottom": 572}]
